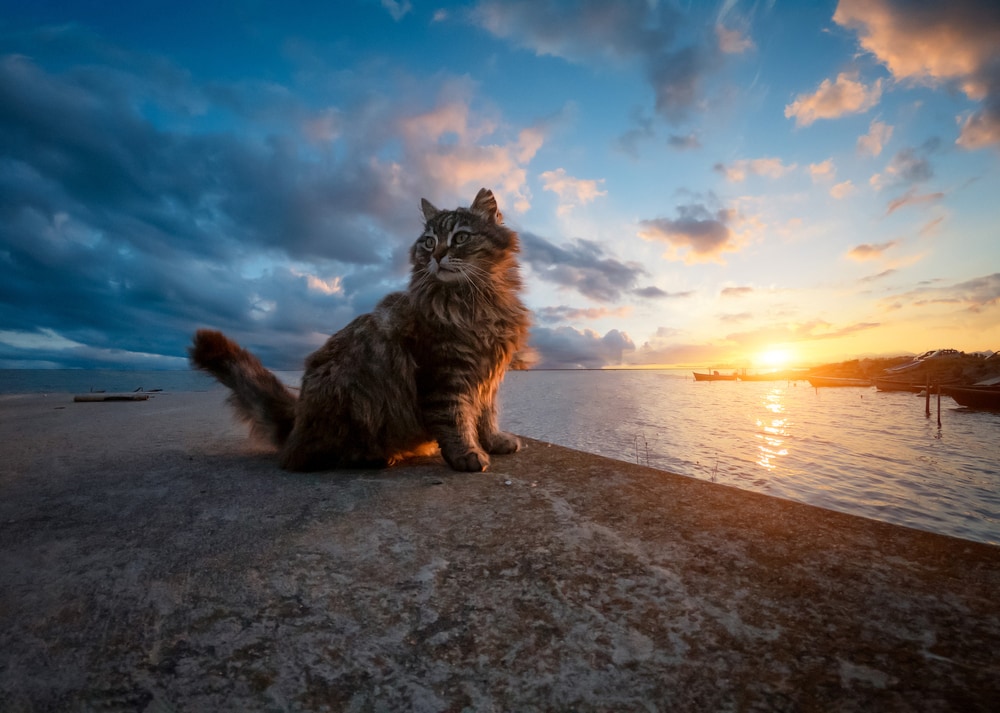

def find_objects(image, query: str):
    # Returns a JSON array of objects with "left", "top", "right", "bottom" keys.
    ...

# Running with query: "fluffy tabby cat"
[{"left": 189, "top": 188, "right": 531, "bottom": 472}]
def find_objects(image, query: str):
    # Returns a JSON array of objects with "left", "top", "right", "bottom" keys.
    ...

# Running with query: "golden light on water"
[{"left": 754, "top": 387, "right": 789, "bottom": 470}]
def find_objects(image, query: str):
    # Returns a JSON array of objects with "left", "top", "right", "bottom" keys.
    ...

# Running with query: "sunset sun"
[{"left": 757, "top": 348, "right": 794, "bottom": 369}]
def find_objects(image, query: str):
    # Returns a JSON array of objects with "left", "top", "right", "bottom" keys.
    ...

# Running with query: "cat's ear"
[
  {"left": 420, "top": 198, "right": 440, "bottom": 222},
  {"left": 471, "top": 188, "right": 503, "bottom": 224}
]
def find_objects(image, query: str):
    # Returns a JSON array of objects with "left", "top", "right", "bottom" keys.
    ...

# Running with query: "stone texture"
[{"left": 1, "top": 391, "right": 998, "bottom": 711}]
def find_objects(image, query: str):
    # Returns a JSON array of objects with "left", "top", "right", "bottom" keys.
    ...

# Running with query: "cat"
[{"left": 189, "top": 188, "right": 531, "bottom": 472}]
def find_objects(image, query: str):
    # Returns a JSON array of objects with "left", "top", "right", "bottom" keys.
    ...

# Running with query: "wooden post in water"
[
  {"left": 937, "top": 385, "right": 942, "bottom": 428},
  {"left": 925, "top": 374, "right": 931, "bottom": 418}
]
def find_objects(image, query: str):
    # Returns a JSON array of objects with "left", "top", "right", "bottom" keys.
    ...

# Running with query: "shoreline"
[{"left": 1, "top": 391, "right": 998, "bottom": 709}]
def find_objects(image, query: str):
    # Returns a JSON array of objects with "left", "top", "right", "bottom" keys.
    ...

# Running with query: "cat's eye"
[
  {"left": 420, "top": 235, "right": 436, "bottom": 250},
  {"left": 452, "top": 231, "right": 471, "bottom": 245}
]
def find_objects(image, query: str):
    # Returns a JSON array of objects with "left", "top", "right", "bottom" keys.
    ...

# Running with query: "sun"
[{"left": 757, "top": 347, "right": 793, "bottom": 369}]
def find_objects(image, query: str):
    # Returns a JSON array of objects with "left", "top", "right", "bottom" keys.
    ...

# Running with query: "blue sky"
[{"left": 1, "top": 0, "right": 998, "bottom": 370}]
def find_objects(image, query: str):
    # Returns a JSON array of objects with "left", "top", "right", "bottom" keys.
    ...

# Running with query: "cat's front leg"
[
  {"left": 437, "top": 430, "right": 490, "bottom": 472},
  {"left": 483, "top": 430, "right": 522, "bottom": 455},
  {"left": 477, "top": 404, "right": 522, "bottom": 454}
]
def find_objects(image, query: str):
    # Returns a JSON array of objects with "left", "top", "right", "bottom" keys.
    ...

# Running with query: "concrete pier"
[{"left": 1, "top": 391, "right": 998, "bottom": 711}]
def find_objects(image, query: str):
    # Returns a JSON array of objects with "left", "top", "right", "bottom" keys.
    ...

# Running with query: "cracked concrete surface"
[{"left": 1, "top": 390, "right": 998, "bottom": 711}]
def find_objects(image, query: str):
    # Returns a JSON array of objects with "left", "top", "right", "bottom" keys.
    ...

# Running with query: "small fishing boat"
[
  {"left": 940, "top": 385, "right": 1000, "bottom": 411},
  {"left": 693, "top": 371, "right": 738, "bottom": 381},
  {"left": 807, "top": 376, "right": 872, "bottom": 388},
  {"left": 873, "top": 378, "right": 924, "bottom": 393}
]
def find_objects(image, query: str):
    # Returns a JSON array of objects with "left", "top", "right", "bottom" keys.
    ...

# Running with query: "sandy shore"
[{"left": 1, "top": 390, "right": 998, "bottom": 711}]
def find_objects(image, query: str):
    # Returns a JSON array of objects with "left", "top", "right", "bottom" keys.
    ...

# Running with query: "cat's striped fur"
[{"left": 189, "top": 188, "right": 531, "bottom": 472}]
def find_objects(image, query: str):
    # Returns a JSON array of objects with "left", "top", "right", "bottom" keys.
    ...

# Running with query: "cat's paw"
[
  {"left": 444, "top": 449, "right": 490, "bottom": 472},
  {"left": 485, "top": 431, "right": 522, "bottom": 455}
]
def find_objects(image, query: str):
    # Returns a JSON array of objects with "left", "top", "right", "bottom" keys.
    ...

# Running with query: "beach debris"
[{"left": 73, "top": 393, "right": 151, "bottom": 402}]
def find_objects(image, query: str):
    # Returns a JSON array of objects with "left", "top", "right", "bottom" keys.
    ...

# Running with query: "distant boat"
[
  {"left": 807, "top": 376, "right": 872, "bottom": 388},
  {"left": 693, "top": 371, "right": 738, "bottom": 381},
  {"left": 940, "top": 385, "right": 1000, "bottom": 411},
  {"left": 739, "top": 370, "right": 804, "bottom": 382}
]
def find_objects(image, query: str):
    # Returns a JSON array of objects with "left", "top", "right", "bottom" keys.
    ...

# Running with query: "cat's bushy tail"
[{"left": 189, "top": 329, "right": 297, "bottom": 447}]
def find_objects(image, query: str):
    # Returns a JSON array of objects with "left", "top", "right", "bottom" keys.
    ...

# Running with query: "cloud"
[
  {"left": 716, "top": 25, "right": 755, "bottom": 54},
  {"left": 870, "top": 142, "right": 938, "bottom": 190},
  {"left": 809, "top": 159, "right": 835, "bottom": 182},
  {"left": 830, "top": 180, "right": 856, "bottom": 199},
  {"left": 540, "top": 168, "right": 607, "bottom": 215},
  {"left": 0, "top": 37, "right": 544, "bottom": 368},
  {"left": 715, "top": 157, "right": 797, "bottom": 182},
  {"left": 847, "top": 241, "right": 898, "bottom": 261},
  {"left": 535, "top": 305, "right": 633, "bottom": 323},
  {"left": 529, "top": 326, "right": 636, "bottom": 369},
  {"left": 884, "top": 273, "right": 1000, "bottom": 313},
  {"left": 638, "top": 203, "right": 742, "bottom": 264},
  {"left": 784, "top": 72, "right": 883, "bottom": 127},
  {"left": 857, "top": 119, "right": 894, "bottom": 156},
  {"left": 380, "top": 0, "right": 412, "bottom": 21},
  {"left": 721, "top": 286, "right": 754, "bottom": 297},
  {"left": 724, "top": 320, "right": 882, "bottom": 348},
  {"left": 860, "top": 269, "right": 897, "bottom": 283},
  {"left": 668, "top": 133, "right": 702, "bottom": 150},
  {"left": 885, "top": 188, "right": 945, "bottom": 216},
  {"left": 469, "top": 0, "right": 724, "bottom": 125},
  {"left": 632, "top": 286, "right": 694, "bottom": 300},
  {"left": 519, "top": 232, "right": 648, "bottom": 302},
  {"left": 397, "top": 97, "right": 544, "bottom": 213},
  {"left": 833, "top": 0, "right": 1000, "bottom": 148}
]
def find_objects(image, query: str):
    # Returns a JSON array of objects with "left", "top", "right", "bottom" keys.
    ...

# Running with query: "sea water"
[
  {"left": 2, "top": 368, "right": 998, "bottom": 544},
  {"left": 500, "top": 370, "right": 1000, "bottom": 545}
]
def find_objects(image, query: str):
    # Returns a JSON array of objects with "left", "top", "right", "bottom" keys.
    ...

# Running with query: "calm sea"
[{"left": 2, "top": 368, "right": 998, "bottom": 544}]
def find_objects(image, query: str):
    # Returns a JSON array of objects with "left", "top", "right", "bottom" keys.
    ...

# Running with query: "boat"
[
  {"left": 807, "top": 376, "right": 872, "bottom": 388},
  {"left": 874, "top": 376, "right": 962, "bottom": 393},
  {"left": 693, "top": 371, "right": 738, "bottom": 381},
  {"left": 873, "top": 378, "right": 924, "bottom": 393},
  {"left": 940, "top": 385, "right": 1000, "bottom": 411}
]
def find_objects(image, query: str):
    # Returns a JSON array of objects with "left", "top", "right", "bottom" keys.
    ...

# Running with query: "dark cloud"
[
  {"left": 632, "top": 286, "right": 694, "bottom": 299},
  {"left": 886, "top": 272, "right": 1000, "bottom": 313},
  {"left": 667, "top": 133, "right": 702, "bottom": 150},
  {"left": 529, "top": 326, "right": 635, "bottom": 369},
  {"left": 520, "top": 231, "right": 647, "bottom": 302},
  {"left": 0, "top": 31, "right": 532, "bottom": 368},
  {"left": 638, "top": 203, "right": 739, "bottom": 263},
  {"left": 470, "top": 0, "right": 726, "bottom": 126}
]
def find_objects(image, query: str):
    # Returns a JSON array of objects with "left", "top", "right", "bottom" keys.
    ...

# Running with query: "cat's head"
[{"left": 410, "top": 188, "right": 519, "bottom": 285}]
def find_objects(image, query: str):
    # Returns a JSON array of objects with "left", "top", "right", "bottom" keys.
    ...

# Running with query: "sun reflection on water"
[{"left": 754, "top": 388, "right": 790, "bottom": 470}]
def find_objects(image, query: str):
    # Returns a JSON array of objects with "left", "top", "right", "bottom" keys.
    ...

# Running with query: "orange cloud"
[
  {"left": 397, "top": 100, "right": 544, "bottom": 212},
  {"left": 857, "top": 119, "right": 894, "bottom": 156},
  {"left": 830, "top": 180, "right": 856, "bottom": 199},
  {"left": 715, "top": 157, "right": 797, "bottom": 182},
  {"left": 885, "top": 189, "right": 945, "bottom": 216},
  {"left": 833, "top": 0, "right": 1000, "bottom": 148},
  {"left": 540, "top": 168, "right": 607, "bottom": 215},
  {"left": 847, "top": 241, "right": 897, "bottom": 261},
  {"left": 784, "top": 72, "right": 882, "bottom": 127}
]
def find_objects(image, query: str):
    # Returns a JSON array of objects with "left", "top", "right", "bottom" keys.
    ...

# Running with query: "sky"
[{"left": 1, "top": 0, "right": 998, "bottom": 371}]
